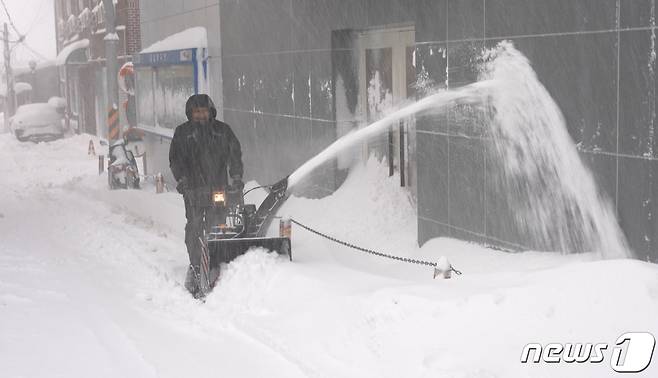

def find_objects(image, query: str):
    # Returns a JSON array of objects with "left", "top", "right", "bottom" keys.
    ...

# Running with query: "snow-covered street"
[{"left": 1, "top": 134, "right": 657, "bottom": 378}]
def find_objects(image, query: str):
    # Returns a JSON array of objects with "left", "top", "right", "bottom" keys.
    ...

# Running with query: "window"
[
  {"left": 135, "top": 66, "right": 154, "bottom": 127},
  {"left": 69, "top": 75, "right": 79, "bottom": 115},
  {"left": 155, "top": 65, "right": 194, "bottom": 129},
  {"left": 135, "top": 64, "right": 195, "bottom": 129}
]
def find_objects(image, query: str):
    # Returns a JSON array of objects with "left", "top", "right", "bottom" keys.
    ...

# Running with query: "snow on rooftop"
[
  {"left": 0, "top": 82, "right": 33, "bottom": 97},
  {"left": 14, "top": 82, "right": 32, "bottom": 94},
  {"left": 140, "top": 27, "right": 207, "bottom": 54},
  {"left": 13, "top": 60, "right": 56, "bottom": 76},
  {"left": 55, "top": 39, "right": 89, "bottom": 66}
]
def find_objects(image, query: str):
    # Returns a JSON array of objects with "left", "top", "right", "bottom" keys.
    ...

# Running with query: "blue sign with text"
[{"left": 133, "top": 48, "right": 196, "bottom": 67}]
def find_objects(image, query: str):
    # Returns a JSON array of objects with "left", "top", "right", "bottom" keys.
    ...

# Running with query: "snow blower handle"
[{"left": 253, "top": 175, "right": 291, "bottom": 237}]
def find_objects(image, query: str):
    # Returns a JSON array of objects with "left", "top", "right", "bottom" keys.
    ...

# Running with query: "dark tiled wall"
[
  {"left": 220, "top": 0, "right": 657, "bottom": 261},
  {"left": 220, "top": 0, "right": 363, "bottom": 196},
  {"left": 413, "top": 0, "right": 657, "bottom": 262}
]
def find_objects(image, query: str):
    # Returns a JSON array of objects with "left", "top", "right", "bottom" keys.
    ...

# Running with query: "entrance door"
[
  {"left": 358, "top": 26, "right": 415, "bottom": 190},
  {"left": 79, "top": 66, "right": 97, "bottom": 135}
]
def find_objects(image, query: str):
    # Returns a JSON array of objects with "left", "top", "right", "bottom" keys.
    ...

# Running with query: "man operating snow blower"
[
  {"left": 170, "top": 94, "right": 291, "bottom": 299},
  {"left": 169, "top": 94, "right": 245, "bottom": 297}
]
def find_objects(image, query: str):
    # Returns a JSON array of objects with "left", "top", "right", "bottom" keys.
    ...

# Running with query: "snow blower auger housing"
[{"left": 188, "top": 176, "right": 291, "bottom": 298}]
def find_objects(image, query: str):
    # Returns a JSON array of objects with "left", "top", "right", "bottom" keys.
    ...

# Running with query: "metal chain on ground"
[{"left": 290, "top": 218, "right": 462, "bottom": 275}]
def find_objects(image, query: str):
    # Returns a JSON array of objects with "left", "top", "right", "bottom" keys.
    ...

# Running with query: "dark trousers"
[
  {"left": 183, "top": 194, "right": 227, "bottom": 268},
  {"left": 184, "top": 196, "right": 204, "bottom": 268}
]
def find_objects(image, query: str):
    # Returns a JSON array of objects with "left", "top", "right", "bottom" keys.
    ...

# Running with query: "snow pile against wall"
[
  {"left": 140, "top": 27, "right": 207, "bottom": 53},
  {"left": 279, "top": 157, "right": 419, "bottom": 275}
]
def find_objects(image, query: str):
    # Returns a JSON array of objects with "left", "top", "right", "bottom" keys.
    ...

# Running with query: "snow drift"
[{"left": 0, "top": 135, "right": 656, "bottom": 377}]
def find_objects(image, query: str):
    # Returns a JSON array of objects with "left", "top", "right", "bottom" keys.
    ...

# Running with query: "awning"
[
  {"left": 55, "top": 39, "right": 90, "bottom": 66},
  {"left": 139, "top": 27, "right": 207, "bottom": 54}
]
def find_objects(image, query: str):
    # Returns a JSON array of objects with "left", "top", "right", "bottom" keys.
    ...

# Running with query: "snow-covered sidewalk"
[{"left": 1, "top": 134, "right": 657, "bottom": 378}]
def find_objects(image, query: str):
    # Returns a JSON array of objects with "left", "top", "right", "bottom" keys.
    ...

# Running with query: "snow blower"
[{"left": 188, "top": 176, "right": 291, "bottom": 298}]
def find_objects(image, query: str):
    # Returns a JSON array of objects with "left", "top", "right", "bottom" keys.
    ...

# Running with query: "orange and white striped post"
[{"left": 107, "top": 106, "right": 120, "bottom": 142}]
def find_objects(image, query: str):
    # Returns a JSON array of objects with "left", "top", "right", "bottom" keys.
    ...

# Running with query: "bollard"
[
  {"left": 279, "top": 218, "right": 292, "bottom": 239},
  {"left": 155, "top": 172, "right": 164, "bottom": 194},
  {"left": 433, "top": 256, "right": 452, "bottom": 279},
  {"left": 142, "top": 154, "right": 148, "bottom": 178},
  {"left": 88, "top": 140, "right": 96, "bottom": 155},
  {"left": 98, "top": 155, "right": 105, "bottom": 175}
]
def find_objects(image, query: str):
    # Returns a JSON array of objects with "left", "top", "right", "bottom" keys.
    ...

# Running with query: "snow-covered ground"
[{"left": 1, "top": 134, "right": 657, "bottom": 378}]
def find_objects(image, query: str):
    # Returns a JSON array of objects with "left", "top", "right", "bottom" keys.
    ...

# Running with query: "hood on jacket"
[{"left": 185, "top": 94, "right": 217, "bottom": 121}]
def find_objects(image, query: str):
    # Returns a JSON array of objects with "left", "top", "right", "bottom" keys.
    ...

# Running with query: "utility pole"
[
  {"left": 102, "top": 0, "right": 120, "bottom": 143},
  {"left": 3, "top": 23, "right": 15, "bottom": 133},
  {"left": 28, "top": 60, "right": 37, "bottom": 102}
]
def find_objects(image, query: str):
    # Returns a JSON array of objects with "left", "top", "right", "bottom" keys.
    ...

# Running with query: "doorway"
[
  {"left": 357, "top": 26, "right": 416, "bottom": 191},
  {"left": 79, "top": 66, "right": 97, "bottom": 135}
]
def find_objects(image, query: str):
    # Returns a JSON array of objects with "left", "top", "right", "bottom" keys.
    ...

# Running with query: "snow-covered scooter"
[{"left": 107, "top": 140, "right": 140, "bottom": 190}]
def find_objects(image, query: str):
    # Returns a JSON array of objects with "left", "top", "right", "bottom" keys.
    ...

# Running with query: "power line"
[
  {"left": 0, "top": 36, "right": 19, "bottom": 43},
  {"left": 8, "top": 32, "right": 28, "bottom": 53},
  {"left": 1, "top": 42, "right": 48, "bottom": 67},
  {"left": 19, "top": 41, "right": 48, "bottom": 61},
  {"left": 26, "top": 0, "right": 47, "bottom": 36},
  {"left": 0, "top": 0, "right": 22, "bottom": 37},
  {"left": 9, "top": 38, "right": 20, "bottom": 52}
]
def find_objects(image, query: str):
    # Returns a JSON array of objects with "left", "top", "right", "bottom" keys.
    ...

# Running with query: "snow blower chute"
[{"left": 188, "top": 176, "right": 291, "bottom": 298}]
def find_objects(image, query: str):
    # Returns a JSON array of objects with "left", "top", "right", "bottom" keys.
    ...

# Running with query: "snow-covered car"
[{"left": 9, "top": 103, "right": 65, "bottom": 143}]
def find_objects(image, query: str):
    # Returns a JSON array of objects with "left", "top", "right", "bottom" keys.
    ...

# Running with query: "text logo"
[
  {"left": 611, "top": 332, "right": 656, "bottom": 373},
  {"left": 521, "top": 332, "right": 655, "bottom": 373}
]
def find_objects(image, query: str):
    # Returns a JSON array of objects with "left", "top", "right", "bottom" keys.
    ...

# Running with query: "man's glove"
[
  {"left": 232, "top": 176, "right": 244, "bottom": 192},
  {"left": 176, "top": 177, "right": 190, "bottom": 194}
]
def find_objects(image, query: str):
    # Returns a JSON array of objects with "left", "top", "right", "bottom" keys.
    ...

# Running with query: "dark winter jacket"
[{"left": 169, "top": 94, "right": 243, "bottom": 189}]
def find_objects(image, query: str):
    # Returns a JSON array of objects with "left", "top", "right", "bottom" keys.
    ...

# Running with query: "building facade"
[
  {"left": 134, "top": 1, "right": 221, "bottom": 186},
  {"left": 14, "top": 62, "right": 60, "bottom": 104},
  {"left": 137, "top": 0, "right": 658, "bottom": 262},
  {"left": 54, "top": 0, "right": 141, "bottom": 136}
]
